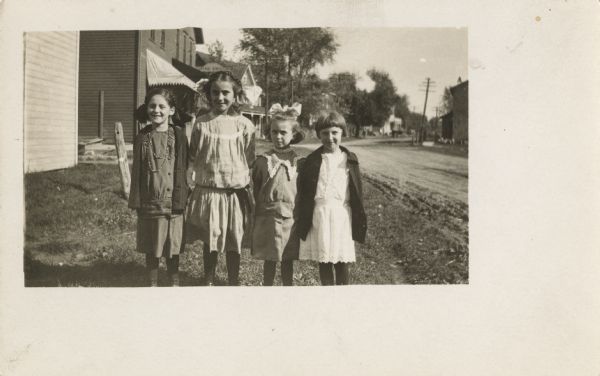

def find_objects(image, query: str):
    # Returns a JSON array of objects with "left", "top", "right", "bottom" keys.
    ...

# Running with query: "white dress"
[{"left": 299, "top": 150, "right": 356, "bottom": 263}]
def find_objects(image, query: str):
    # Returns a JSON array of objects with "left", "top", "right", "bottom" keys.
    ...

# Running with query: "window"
[
  {"left": 183, "top": 37, "right": 187, "bottom": 64},
  {"left": 160, "top": 30, "right": 165, "bottom": 48},
  {"left": 189, "top": 37, "right": 193, "bottom": 64},
  {"left": 150, "top": 30, "right": 155, "bottom": 41}
]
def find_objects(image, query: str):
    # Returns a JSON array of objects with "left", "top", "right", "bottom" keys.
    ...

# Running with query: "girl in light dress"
[
  {"left": 185, "top": 71, "right": 255, "bottom": 286},
  {"left": 129, "top": 88, "right": 188, "bottom": 287},
  {"left": 251, "top": 104, "right": 304, "bottom": 286},
  {"left": 296, "top": 111, "right": 367, "bottom": 285}
]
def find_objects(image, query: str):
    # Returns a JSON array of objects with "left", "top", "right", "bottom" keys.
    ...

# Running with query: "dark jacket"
[
  {"left": 296, "top": 145, "right": 367, "bottom": 243},
  {"left": 128, "top": 124, "right": 188, "bottom": 214}
]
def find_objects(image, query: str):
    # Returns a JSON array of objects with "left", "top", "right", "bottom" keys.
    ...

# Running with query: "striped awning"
[{"left": 146, "top": 49, "right": 197, "bottom": 92}]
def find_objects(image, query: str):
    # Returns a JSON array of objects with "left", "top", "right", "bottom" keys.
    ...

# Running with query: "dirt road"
[{"left": 295, "top": 137, "right": 468, "bottom": 205}]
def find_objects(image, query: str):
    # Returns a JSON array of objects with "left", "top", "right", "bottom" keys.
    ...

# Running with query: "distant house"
[
  {"left": 24, "top": 32, "right": 79, "bottom": 172},
  {"left": 441, "top": 112, "right": 453, "bottom": 140},
  {"left": 194, "top": 51, "right": 266, "bottom": 137},
  {"left": 78, "top": 28, "right": 204, "bottom": 143},
  {"left": 380, "top": 113, "right": 393, "bottom": 136},
  {"left": 439, "top": 79, "right": 468, "bottom": 143},
  {"left": 450, "top": 80, "right": 468, "bottom": 143}
]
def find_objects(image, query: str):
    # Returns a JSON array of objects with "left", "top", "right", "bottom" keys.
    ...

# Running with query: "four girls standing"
[{"left": 129, "top": 73, "right": 366, "bottom": 286}]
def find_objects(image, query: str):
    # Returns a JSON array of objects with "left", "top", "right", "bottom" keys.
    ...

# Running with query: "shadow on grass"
[{"left": 24, "top": 255, "right": 204, "bottom": 287}]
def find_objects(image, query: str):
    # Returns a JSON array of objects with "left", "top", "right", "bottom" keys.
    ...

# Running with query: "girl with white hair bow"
[{"left": 250, "top": 103, "right": 304, "bottom": 286}]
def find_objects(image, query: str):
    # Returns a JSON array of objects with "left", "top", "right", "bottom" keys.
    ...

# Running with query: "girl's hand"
[{"left": 186, "top": 169, "right": 195, "bottom": 188}]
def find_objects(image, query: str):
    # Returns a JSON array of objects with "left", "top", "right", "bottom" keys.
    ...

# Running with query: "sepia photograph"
[
  {"left": 23, "top": 27, "right": 468, "bottom": 287},
  {"left": 2, "top": 1, "right": 599, "bottom": 375}
]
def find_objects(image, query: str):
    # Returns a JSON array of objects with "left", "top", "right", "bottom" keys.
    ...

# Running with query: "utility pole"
[
  {"left": 419, "top": 78, "right": 436, "bottom": 143},
  {"left": 264, "top": 59, "right": 269, "bottom": 138},
  {"left": 420, "top": 78, "right": 430, "bottom": 144}
]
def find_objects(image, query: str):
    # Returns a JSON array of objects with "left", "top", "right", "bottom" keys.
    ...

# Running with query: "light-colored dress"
[
  {"left": 299, "top": 150, "right": 356, "bottom": 263},
  {"left": 185, "top": 113, "right": 255, "bottom": 253},
  {"left": 251, "top": 149, "right": 299, "bottom": 261}
]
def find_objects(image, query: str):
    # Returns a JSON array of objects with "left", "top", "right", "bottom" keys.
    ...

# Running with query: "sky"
[{"left": 199, "top": 28, "right": 467, "bottom": 118}]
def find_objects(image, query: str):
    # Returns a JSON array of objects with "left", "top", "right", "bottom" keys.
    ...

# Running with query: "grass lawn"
[{"left": 24, "top": 143, "right": 468, "bottom": 286}]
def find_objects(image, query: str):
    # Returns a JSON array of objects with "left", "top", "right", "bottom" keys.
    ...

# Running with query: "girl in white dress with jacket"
[{"left": 296, "top": 111, "right": 367, "bottom": 285}]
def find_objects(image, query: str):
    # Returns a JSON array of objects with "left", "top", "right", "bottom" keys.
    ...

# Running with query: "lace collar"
[{"left": 264, "top": 149, "right": 297, "bottom": 180}]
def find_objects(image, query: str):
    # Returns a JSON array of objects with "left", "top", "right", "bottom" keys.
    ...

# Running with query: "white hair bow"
[{"left": 268, "top": 102, "right": 302, "bottom": 117}]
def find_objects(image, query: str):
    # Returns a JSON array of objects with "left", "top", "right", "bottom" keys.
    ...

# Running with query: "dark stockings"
[
  {"left": 263, "top": 261, "right": 276, "bottom": 286},
  {"left": 146, "top": 255, "right": 159, "bottom": 287},
  {"left": 202, "top": 246, "right": 241, "bottom": 286},
  {"left": 146, "top": 255, "right": 180, "bottom": 286},
  {"left": 263, "top": 260, "right": 294, "bottom": 286},
  {"left": 166, "top": 255, "right": 179, "bottom": 286},
  {"left": 202, "top": 246, "right": 217, "bottom": 285},
  {"left": 334, "top": 262, "right": 349, "bottom": 285},
  {"left": 319, "top": 262, "right": 349, "bottom": 286},
  {"left": 226, "top": 251, "right": 240, "bottom": 286}
]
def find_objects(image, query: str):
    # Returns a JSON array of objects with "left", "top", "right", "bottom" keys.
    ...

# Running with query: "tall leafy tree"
[
  {"left": 207, "top": 40, "right": 226, "bottom": 61},
  {"left": 295, "top": 73, "right": 328, "bottom": 127},
  {"left": 239, "top": 28, "right": 338, "bottom": 106},
  {"left": 366, "top": 69, "right": 398, "bottom": 127},
  {"left": 393, "top": 94, "right": 410, "bottom": 118},
  {"left": 327, "top": 72, "right": 358, "bottom": 118},
  {"left": 440, "top": 87, "right": 453, "bottom": 114},
  {"left": 350, "top": 89, "right": 375, "bottom": 137}
]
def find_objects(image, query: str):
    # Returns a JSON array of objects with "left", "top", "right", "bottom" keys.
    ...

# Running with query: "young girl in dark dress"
[
  {"left": 251, "top": 103, "right": 303, "bottom": 286},
  {"left": 129, "top": 88, "right": 188, "bottom": 287}
]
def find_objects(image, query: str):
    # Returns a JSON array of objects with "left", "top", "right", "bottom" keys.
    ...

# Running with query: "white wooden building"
[{"left": 24, "top": 32, "right": 79, "bottom": 172}]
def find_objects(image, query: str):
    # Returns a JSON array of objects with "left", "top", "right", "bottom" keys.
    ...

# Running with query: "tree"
[
  {"left": 393, "top": 94, "right": 410, "bottom": 118},
  {"left": 366, "top": 69, "right": 397, "bottom": 127},
  {"left": 440, "top": 87, "right": 453, "bottom": 114},
  {"left": 350, "top": 89, "right": 375, "bottom": 137},
  {"left": 327, "top": 72, "right": 358, "bottom": 118},
  {"left": 239, "top": 28, "right": 338, "bottom": 105},
  {"left": 207, "top": 40, "right": 226, "bottom": 61},
  {"left": 294, "top": 73, "right": 328, "bottom": 127}
]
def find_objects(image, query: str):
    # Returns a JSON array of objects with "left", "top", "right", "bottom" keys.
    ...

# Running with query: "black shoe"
[
  {"left": 169, "top": 274, "right": 180, "bottom": 287},
  {"left": 148, "top": 269, "right": 158, "bottom": 287}
]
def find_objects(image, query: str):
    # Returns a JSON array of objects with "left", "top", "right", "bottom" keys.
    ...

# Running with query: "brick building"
[{"left": 78, "top": 28, "right": 203, "bottom": 143}]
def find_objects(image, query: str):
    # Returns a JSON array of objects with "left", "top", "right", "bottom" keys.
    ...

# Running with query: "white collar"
[{"left": 265, "top": 153, "right": 296, "bottom": 180}]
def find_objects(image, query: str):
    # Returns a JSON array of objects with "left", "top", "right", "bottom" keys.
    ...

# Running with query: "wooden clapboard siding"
[
  {"left": 78, "top": 30, "right": 137, "bottom": 143},
  {"left": 24, "top": 31, "right": 79, "bottom": 173}
]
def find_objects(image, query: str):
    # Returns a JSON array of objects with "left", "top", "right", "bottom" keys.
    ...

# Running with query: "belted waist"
[
  {"left": 314, "top": 198, "right": 350, "bottom": 207},
  {"left": 195, "top": 185, "right": 245, "bottom": 194}
]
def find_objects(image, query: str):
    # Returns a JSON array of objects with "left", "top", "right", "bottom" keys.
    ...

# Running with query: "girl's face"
[
  {"left": 270, "top": 120, "right": 295, "bottom": 149},
  {"left": 319, "top": 126, "right": 343, "bottom": 153},
  {"left": 210, "top": 80, "right": 235, "bottom": 114},
  {"left": 147, "top": 95, "right": 174, "bottom": 127}
]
